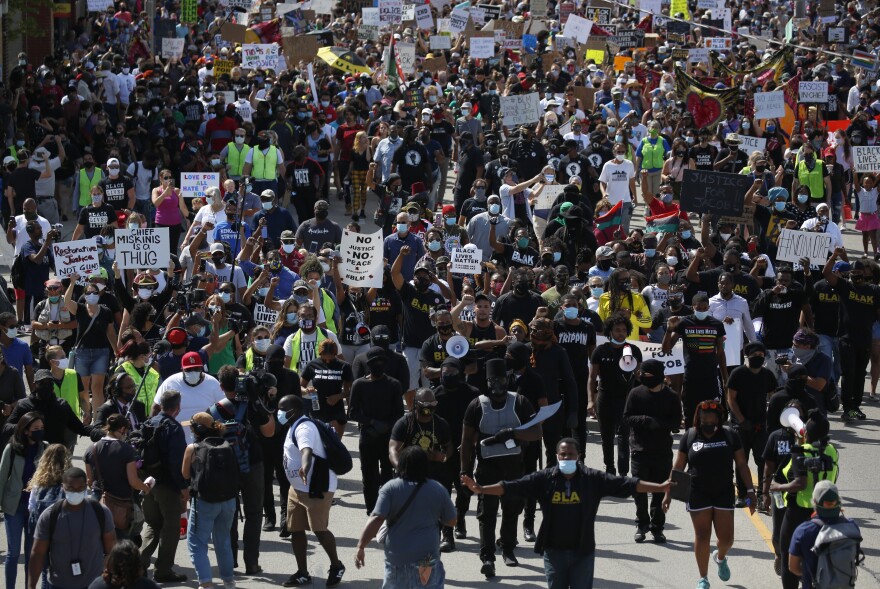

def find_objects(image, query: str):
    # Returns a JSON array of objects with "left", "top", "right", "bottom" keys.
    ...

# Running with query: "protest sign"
[
  {"left": 697, "top": 0, "right": 722, "bottom": 8},
  {"left": 87, "top": 0, "right": 113, "bottom": 11},
  {"left": 423, "top": 55, "right": 448, "bottom": 73},
  {"left": 430, "top": 35, "right": 452, "bottom": 49},
  {"left": 704, "top": 37, "right": 732, "bottom": 50},
  {"left": 723, "top": 319, "right": 743, "bottom": 367},
  {"left": 688, "top": 48, "right": 709, "bottom": 63},
  {"left": 115, "top": 228, "right": 171, "bottom": 270},
  {"left": 584, "top": 6, "right": 610, "bottom": 24},
  {"left": 531, "top": 0, "right": 547, "bottom": 16},
  {"left": 214, "top": 59, "right": 234, "bottom": 76},
  {"left": 719, "top": 200, "right": 756, "bottom": 231},
  {"left": 469, "top": 5, "right": 486, "bottom": 23},
  {"left": 666, "top": 20, "right": 690, "bottom": 42},
  {"left": 753, "top": 91, "right": 785, "bottom": 120},
  {"left": 339, "top": 229, "right": 384, "bottom": 288},
  {"left": 362, "top": 6, "right": 380, "bottom": 25},
  {"left": 776, "top": 229, "right": 833, "bottom": 266},
  {"left": 680, "top": 169, "right": 751, "bottom": 217},
  {"left": 612, "top": 29, "right": 645, "bottom": 49},
  {"left": 737, "top": 135, "right": 767, "bottom": 155},
  {"left": 220, "top": 22, "right": 248, "bottom": 43},
  {"left": 500, "top": 93, "right": 542, "bottom": 127},
  {"left": 241, "top": 44, "right": 279, "bottom": 70},
  {"left": 254, "top": 303, "right": 279, "bottom": 326},
  {"left": 181, "top": 172, "right": 221, "bottom": 199},
  {"left": 853, "top": 146, "right": 880, "bottom": 172},
  {"left": 379, "top": 0, "right": 403, "bottom": 23},
  {"left": 562, "top": 14, "right": 592, "bottom": 43},
  {"left": 596, "top": 336, "right": 686, "bottom": 373},
  {"left": 284, "top": 34, "right": 319, "bottom": 65},
  {"left": 403, "top": 3, "right": 415, "bottom": 19},
  {"left": 397, "top": 42, "right": 416, "bottom": 74},
  {"left": 534, "top": 185, "right": 565, "bottom": 219},
  {"left": 640, "top": 0, "right": 661, "bottom": 13},
  {"left": 161, "top": 37, "right": 185, "bottom": 58},
  {"left": 826, "top": 26, "right": 848, "bottom": 43},
  {"left": 470, "top": 36, "right": 496, "bottom": 58},
  {"left": 477, "top": 2, "right": 501, "bottom": 19},
  {"left": 799, "top": 81, "right": 828, "bottom": 103},
  {"left": 53, "top": 239, "right": 99, "bottom": 279},
  {"left": 227, "top": 0, "right": 253, "bottom": 9},
  {"left": 415, "top": 4, "right": 433, "bottom": 29},
  {"left": 312, "top": 0, "right": 334, "bottom": 13},
  {"left": 449, "top": 10, "right": 469, "bottom": 33},
  {"left": 451, "top": 248, "right": 483, "bottom": 275}
]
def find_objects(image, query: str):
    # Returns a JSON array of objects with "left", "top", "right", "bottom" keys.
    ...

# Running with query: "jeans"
[
  {"left": 840, "top": 338, "right": 870, "bottom": 411},
  {"left": 4, "top": 496, "right": 32, "bottom": 589},
  {"left": 543, "top": 549, "right": 596, "bottom": 589},
  {"left": 383, "top": 559, "right": 445, "bottom": 589},
  {"left": 360, "top": 434, "right": 394, "bottom": 514},
  {"left": 230, "top": 462, "right": 264, "bottom": 570},
  {"left": 831, "top": 190, "right": 843, "bottom": 224},
  {"left": 188, "top": 497, "right": 236, "bottom": 585},
  {"left": 631, "top": 452, "right": 671, "bottom": 532},
  {"left": 817, "top": 334, "right": 841, "bottom": 382},
  {"left": 74, "top": 346, "right": 110, "bottom": 377}
]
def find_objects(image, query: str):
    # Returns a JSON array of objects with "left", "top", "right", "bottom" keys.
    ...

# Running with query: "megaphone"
[
  {"left": 780, "top": 407, "right": 805, "bottom": 437},
  {"left": 446, "top": 335, "right": 470, "bottom": 359},
  {"left": 619, "top": 344, "right": 638, "bottom": 372}
]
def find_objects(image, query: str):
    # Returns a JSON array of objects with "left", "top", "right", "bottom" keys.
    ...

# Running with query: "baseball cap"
[
  {"left": 293, "top": 279, "right": 311, "bottom": 293},
  {"left": 596, "top": 245, "right": 614, "bottom": 259},
  {"left": 833, "top": 261, "right": 851, "bottom": 273},
  {"left": 106, "top": 157, "right": 120, "bottom": 168},
  {"left": 44, "top": 278, "right": 62, "bottom": 288},
  {"left": 34, "top": 368, "right": 54, "bottom": 382},
  {"left": 3, "top": 156, "right": 16, "bottom": 166},
  {"left": 181, "top": 351, "right": 204, "bottom": 369},
  {"left": 166, "top": 327, "right": 188, "bottom": 346},
  {"left": 280, "top": 230, "right": 295, "bottom": 240},
  {"left": 442, "top": 204, "right": 456, "bottom": 215},
  {"left": 209, "top": 242, "right": 225, "bottom": 254},
  {"left": 812, "top": 481, "right": 841, "bottom": 517}
]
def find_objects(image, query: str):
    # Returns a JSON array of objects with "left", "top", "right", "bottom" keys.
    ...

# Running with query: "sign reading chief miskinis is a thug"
[{"left": 115, "top": 227, "right": 171, "bottom": 270}]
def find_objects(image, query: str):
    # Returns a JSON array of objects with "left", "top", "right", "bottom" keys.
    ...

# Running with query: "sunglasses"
[
  {"left": 162, "top": 176, "right": 172, "bottom": 180},
  {"left": 699, "top": 400, "right": 722, "bottom": 411}
]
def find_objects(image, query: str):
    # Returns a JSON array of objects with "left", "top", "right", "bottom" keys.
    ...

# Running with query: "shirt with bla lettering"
[
  {"left": 399, "top": 282, "right": 445, "bottom": 348},
  {"left": 832, "top": 279, "right": 880, "bottom": 345}
]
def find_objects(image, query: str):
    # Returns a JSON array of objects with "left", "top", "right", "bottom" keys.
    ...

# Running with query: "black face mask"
[
  {"left": 488, "top": 378, "right": 507, "bottom": 398},
  {"left": 437, "top": 324, "right": 453, "bottom": 336},
  {"left": 700, "top": 423, "right": 718, "bottom": 437},
  {"left": 597, "top": 259, "right": 613, "bottom": 271},
  {"left": 514, "top": 281, "right": 530, "bottom": 295},
  {"left": 640, "top": 373, "right": 664, "bottom": 388},
  {"left": 441, "top": 372, "right": 461, "bottom": 389},
  {"left": 669, "top": 296, "right": 683, "bottom": 308},
  {"left": 506, "top": 356, "right": 526, "bottom": 372},
  {"left": 315, "top": 209, "right": 329, "bottom": 220},
  {"left": 414, "top": 277, "right": 431, "bottom": 291},
  {"left": 36, "top": 382, "right": 55, "bottom": 399},
  {"left": 723, "top": 263, "right": 738, "bottom": 273},
  {"left": 787, "top": 378, "right": 807, "bottom": 394},
  {"left": 747, "top": 355, "right": 764, "bottom": 369},
  {"left": 257, "top": 138, "right": 270, "bottom": 149},
  {"left": 368, "top": 361, "right": 385, "bottom": 377}
]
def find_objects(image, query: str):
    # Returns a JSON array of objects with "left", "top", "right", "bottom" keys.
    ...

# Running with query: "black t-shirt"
[
  {"left": 689, "top": 144, "right": 718, "bottom": 171},
  {"left": 392, "top": 143, "right": 430, "bottom": 191},
  {"left": 554, "top": 319, "right": 595, "bottom": 376},
  {"left": 714, "top": 146, "right": 749, "bottom": 173},
  {"left": 348, "top": 375, "right": 404, "bottom": 428},
  {"left": 833, "top": 279, "right": 880, "bottom": 345},
  {"left": 287, "top": 158, "right": 324, "bottom": 201},
  {"left": 419, "top": 333, "right": 448, "bottom": 386},
  {"left": 301, "top": 358, "right": 353, "bottom": 414},
  {"left": 484, "top": 157, "right": 518, "bottom": 195},
  {"left": 7, "top": 168, "right": 41, "bottom": 212},
  {"left": 434, "top": 382, "right": 480, "bottom": 445},
  {"left": 762, "top": 427, "right": 796, "bottom": 485},
  {"left": 429, "top": 120, "right": 454, "bottom": 156},
  {"left": 754, "top": 288, "right": 809, "bottom": 349},
  {"left": 399, "top": 282, "right": 445, "bottom": 347},
  {"left": 75, "top": 305, "right": 114, "bottom": 349},
  {"left": 673, "top": 315, "right": 725, "bottom": 374},
  {"left": 810, "top": 279, "right": 840, "bottom": 337},
  {"left": 502, "top": 243, "right": 539, "bottom": 268},
  {"left": 456, "top": 145, "right": 485, "bottom": 196},
  {"left": 491, "top": 291, "right": 543, "bottom": 329},
  {"left": 84, "top": 438, "right": 137, "bottom": 498},
  {"left": 697, "top": 268, "right": 759, "bottom": 301},
  {"left": 99, "top": 176, "right": 133, "bottom": 211},
  {"left": 460, "top": 196, "right": 488, "bottom": 222},
  {"left": 557, "top": 154, "right": 594, "bottom": 187},
  {"left": 544, "top": 475, "right": 583, "bottom": 549},
  {"left": 390, "top": 413, "right": 451, "bottom": 480},
  {"left": 367, "top": 291, "right": 402, "bottom": 343},
  {"left": 590, "top": 342, "right": 643, "bottom": 400},
  {"left": 77, "top": 204, "right": 116, "bottom": 238},
  {"left": 680, "top": 426, "right": 742, "bottom": 495},
  {"left": 726, "top": 365, "right": 777, "bottom": 423}
]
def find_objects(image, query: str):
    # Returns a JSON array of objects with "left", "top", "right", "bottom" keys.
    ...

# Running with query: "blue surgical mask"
[
  {"left": 286, "top": 312, "right": 298, "bottom": 324},
  {"left": 489, "top": 204, "right": 501, "bottom": 215},
  {"left": 257, "top": 287, "right": 269, "bottom": 297},
  {"left": 198, "top": 326, "right": 207, "bottom": 337},
  {"left": 645, "top": 248, "right": 656, "bottom": 257},
  {"left": 84, "top": 294, "right": 100, "bottom": 305},
  {"left": 563, "top": 307, "right": 579, "bottom": 320},
  {"left": 445, "top": 217, "right": 456, "bottom": 226},
  {"left": 428, "top": 240, "right": 442, "bottom": 251},
  {"left": 397, "top": 223, "right": 409, "bottom": 234},
  {"left": 590, "top": 286, "right": 604, "bottom": 297},
  {"left": 262, "top": 201, "right": 274, "bottom": 210},
  {"left": 219, "top": 292, "right": 231, "bottom": 303},
  {"left": 277, "top": 409, "right": 291, "bottom": 425},
  {"left": 558, "top": 459, "right": 577, "bottom": 474},
  {"left": 775, "top": 201, "right": 786, "bottom": 211},
  {"left": 798, "top": 194, "right": 809, "bottom": 203},
  {"left": 694, "top": 310, "right": 710, "bottom": 320},
  {"left": 553, "top": 252, "right": 561, "bottom": 263},
  {"left": 611, "top": 337, "right": 627, "bottom": 345},
  {"left": 680, "top": 230, "right": 692, "bottom": 239},
  {"left": 517, "top": 237, "right": 530, "bottom": 249}
]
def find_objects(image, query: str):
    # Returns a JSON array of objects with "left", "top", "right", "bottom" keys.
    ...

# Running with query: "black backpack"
[
  {"left": 128, "top": 417, "right": 170, "bottom": 477},
  {"left": 191, "top": 437, "right": 240, "bottom": 503},
  {"left": 9, "top": 252, "right": 25, "bottom": 289},
  {"left": 290, "top": 416, "right": 353, "bottom": 476},
  {"left": 209, "top": 399, "right": 252, "bottom": 474}
]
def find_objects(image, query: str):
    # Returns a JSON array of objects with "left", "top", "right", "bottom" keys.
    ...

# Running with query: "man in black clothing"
[
  {"left": 685, "top": 246, "right": 760, "bottom": 302},
  {"left": 492, "top": 268, "right": 543, "bottom": 329},
  {"left": 483, "top": 145, "right": 518, "bottom": 197},
  {"left": 391, "top": 125, "right": 432, "bottom": 196},
  {"left": 753, "top": 267, "right": 812, "bottom": 379},
  {"left": 351, "top": 326, "right": 409, "bottom": 387},
  {"left": 453, "top": 131, "right": 485, "bottom": 212},
  {"left": 419, "top": 308, "right": 456, "bottom": 388},
  {"left": 554, "top": 294, "right": 596, "bottom": 452},
  {"left": 3, "top": 369, "right": 92, "bottom": 445},
  {"left": 508, "top": 126, "right": 547, "bottom": 181},
  {"left": 766, "top": 364, "right": 818, "bottom": 436},
  {"left": 348, "top": 347, "right": 404, "bottom": 514},
  {"left": 89, "top": 373, "right": 147, "bottom": 441},
  {"left": 623, "top": 360, "right": 681, "bottom": 544},
  {"left": 558, "top": 140, "right": 596, "bottom": 202}
]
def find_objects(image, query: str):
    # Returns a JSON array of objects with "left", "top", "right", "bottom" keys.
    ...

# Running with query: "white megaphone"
[
  {"left": 619, "top": 344, "right": 638, "bottom": 372},
  {"left": 446, "top": 335, "right": 470, "bottom": 359},
  {"left": 780, "top": 407, "right": 806, "bottom": 437}
]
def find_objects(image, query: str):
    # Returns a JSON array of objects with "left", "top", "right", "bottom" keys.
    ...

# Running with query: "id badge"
[
  {"left": 71, "top": 561, "right": 82, "bottom": 577},
  {"left": 504, "top": 439, "right": 516, "bottom": 450}
]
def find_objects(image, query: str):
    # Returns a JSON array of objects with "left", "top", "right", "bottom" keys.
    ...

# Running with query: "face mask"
[
  {"left": 277, "top": 409, "right": 291, "bottom": 425},
  {"left": 767, "top": 125, "right": 776, "bottom": 133},
  {"left": 65, "top": 491, "right": 86, "bottom": 506},
  {"left": 137, "top": 288, "right": 152, "bottom": 300},
  {"left": 660, "top": 192, "right": 673, "bottom": 204},
  {"left": 585, "top": 285, "right": 603, "bottom": 298},
  {"left": 301, "top": 319, "right": 315, "bottom": 331},
  {"left": 84, "top": 294, "right": 100, "bottom": 305},
  {"left": 747, "top": 355, "right": 764, "bottom": 369},
  {"left": 516, "top": 237, "right": 530, "bottom": 249},
  {"left": 257, "top": 287, "right": 270, "bottom": 298},
  {"left": 614, "top": 154, "right": 625, "bottom": 162},
  {"left": 254, "top": 338, "right": 271, "bottom": 353},
  {"left": 657, "top": 273, "right": 671, "bottom": 285},
  {"left": 262, "top": 201, "right": 274, "bottom": 211},
  {"left": 558, "top": 459, "right": 577, "bottom": 475},
  {"left": 428, "top": 240, "right": 442, "bottom": 252},
  {"left": 666, "top": 256, "right": 678, "bottom": 267},
  {"left": 694, "top": 310, "right": 710, "bottom": 320},
  {"left": 219, "top": 292, "right": 231, "bottom": 304},
  {"left": 798, "top": 194, "right": 809, "bottom": 203},
  {"left": 680, "top": 230, "right": 692, "bottom": 239},
  {"left": 563, "top": 307, "right": 579, "bottom": 320},
  {"left": 397, "top": 223, "right": 409, "bottom": 234},
  {"left": 597, "top": 259, "right": 613, "bottom": 271},
  {"left": 48, "top": 295, "right": 60, "bottom": 303},
  {"left": 720, "top": 233, "right": 732, "bottom": 241},
  {"left": 611, "top": 337, "right": 626, "bottom": 346},
  {"left": 233, "top": 135, "right": 246, "bottom": 145},
  {"left": 197, "top": 326, "right": 207, "bottom": 337},
  {"left": 441, "top": 372, "right": 461, "bottom": 388},
  {"left": 315, "top": 209, "right": 329, "bottom": 220},
  {"left": 640, "top": 373, "right": 664, "bottom": 388},
  {"left": 474, "top": 188, "right": 486, "bottom": 199},
  {"left": 792, "top": 347, "right": 817, "bottom": 364},
  {"left": 775, "top": 201, "right": 786, "bottom": 211},
  {"left": 92, "top": 195, "right": 102, "bottom": 205},
  {"left": 368, "top": 361, "right": 385, "bottom": 377},
  {"left": 544, "top": 174, "right": 555, "bottom": 183},
  {"left": 686, "top": 136, "right": 695, "bottom": 144},
  {"left": 183, "top": 370, "right": 202, "bottom": 385},
  {"left": 286, "top": 312, "right": 298, "bottom": 324},
  {"left": 645, "top": 248, "right": 656, "bottom": 258},
  {"left": 54, "top": 357, "right": 69, "bottom": 370},
  {"left": 553, "top": 252, "right": 562, "bottom": 263},
  {"left": 700, "top": 423, "right": 717, "bottom": 437},
  {"left": 489, "top": 204, "right": 501, "bottom": 215}
]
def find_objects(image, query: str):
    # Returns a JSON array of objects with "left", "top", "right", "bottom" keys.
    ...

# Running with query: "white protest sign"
[
  {"left": 704, "top": 37, "right": 732, "bottom": 50},
  {"left": 451, "top": 248, "right": 483, "bottom": 275},
  {"left": 775, "top": 229, "right": 833, "bottom": 266},
  {"left": 430, "top": 35, "right": 452, "bottom": 50},
  {"left": 640, "top": 0, "right": 661, "bottom": 15},
  {"left": 254, "top": 303, "right": 279, "bottom": 325},
  {"left": 180, "top": 172, "right": 221, "bottom": 198},
  {"left": 87, "top": 0, "right": 113, "bottom": 11},
  {"left": 500, "top": 93, "right": 542, "bottom": 126},
  {"left": 799, "top": 81, "right": 828, "bottom": 103},
  {"left": 241, "top": 44, "right": 279, "bottom": 70},
  {"left": 115, "top": 228, "right": 171, "bottom": 270},
  {"left": 161, "top": 38, "right": 185, "bottom": 58},
  {"left": 470, "top": 36, "right": 496, "bottom": 58},
  {"left": 688, "top": 48, "right": 710, "bottom": 63},
  {"left": 397, "top": 42, "right": 416, "bottom": 75},
  {"left": 362, "top": 7, "right": 380, "bottom": 25},
  {"left": 562, "top": 14, "right": 593, "bottom": 43},
  {"left": 403, "top": 3, "right": 415, "bottom": 19},
  {"left": 534, "top": 184, "right": 565, "bottom": 219},
  {"left": 312, "top": 0, "right": 333, "bottom": 14},
  {"left": 852, "top": 146, "right": 880, "bottom": 172},
  {"left": 469, "top": 5, "right": 486, "bottom": 23},
  {"left": 737, "top": 135, "right": 767, "bottom": 155},
  {"left": 339, "top": 229, "right": 384, "bottom": 288},
  {"left": 449, "top": 10, "right": 469, "bottom": 33},
  {"left": 596, "top": 336, "right": 686, "bottom": 374},
  {"left": 415, "top": 4, "right": 434, "bottom": 29},
  {"left": 753, "top": 91, "right": 785, "bottom": 120},
  {"left": 697, "top": 0, "right": 722, "bottom": 8},
  {"left": 379, "top": 0, "right": 403, "bottom": 24},
  {"left": 53, "top": 239, "right": 99, "bottom": 278},
  {"left": 723, "top": 318, "right": 743, "bottom": 367}
]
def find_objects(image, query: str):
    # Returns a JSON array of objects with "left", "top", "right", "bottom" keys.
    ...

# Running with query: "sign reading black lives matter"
[
  {"left": 680, "top": 169, "right": 751, "bottom": 217},
  {"left": 339, "top": 228, "right": 384, "bottom": 288},
  {"left": 853, "top": 146, "right": 880, "bottom": 173},
  {"left": 115, "top": 227, "right": 171, "bottom": 269}
]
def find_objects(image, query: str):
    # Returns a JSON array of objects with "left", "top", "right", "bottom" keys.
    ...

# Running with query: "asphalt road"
[{"left": 0, "top": 181, "right": 877, "bottom": 589}]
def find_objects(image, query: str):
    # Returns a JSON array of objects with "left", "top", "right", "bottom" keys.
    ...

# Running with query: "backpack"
[
  {"left": 811, "top": 517, "right": 864, "bottom": 589},
  {"left": 291, "top": 416, "right": 353, "bottom": 476},
  {"left": 128, "top": 417, "right": 170, "bottom": 477},
  {"left": 9, "top": 251, "right": 25, "bottom": 289},
  {"left": 209, "top": 399, "right": 252, "bottom": 474},
  {"left": 45, "top": 498, "right": 107, "bottom": 553},
  {"left": 191, "top": 437, "right": 241, "bottom": 503}
]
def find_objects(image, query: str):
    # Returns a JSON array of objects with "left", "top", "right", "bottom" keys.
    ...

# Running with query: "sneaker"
[
  {"left": 279, "top": 521, "right": 291, "bottom": 538},
  {"left": 262, "top": 517, "right": 276, "bottom": 531},
  {"left": 454, "top": 521, "right": 467, "bottom": 539},
  {"left": 523, "top": 525, "right": 536, "bottom": 542},
  {"left": 634, "top": 529, "right": 647, "bottom": 543},
  {"left": 855, "top": 408, "right": 867, "bottom": 420},
  {"left": 153, "top": 571, "right": 188, "bottom": 583},
  {"left": 843, "top": 410, "right": 857, "bottom": 422},
  {"left": 652, "top": 531, "right": 667, "bottom": 544},
  {"left": 326, "top": 563, "right": 346, "bottom": 587},
  {"left": 696, "top": 577, "right": 710, "bottom": 589},
  {"left": 501, "top": 549, "right": 518, "bottom": 567},
  {"left": 774, "top": 555, "right": 782, "bottom": 577},
  {"left": 283, "top": 571, "right": 312, "bottom": 587},
  {"left": 734, "top": 497, "right": 747, "bottom": 508},
  {"left": 245, "top": 566, "right": 263, "bottom": 575},
  {"left": 868, "top": 393, "right": 879, "bottom": 402},
  {"left": 223, "top": 582, "right": 236, "bottom": 589},
  {"left": 480, "top": 560, "right": 496, "bottom": 578},
  {"left": 712, "top": 550, "right": 731, "bottom": 582},
  {"left": 439, "top": 529, "right": 455, "bottom": 553}
]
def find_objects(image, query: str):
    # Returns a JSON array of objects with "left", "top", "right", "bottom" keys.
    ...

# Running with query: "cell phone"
[
  {"left": 261, "top": 226, "right": 268, "bottom": 239},
  {"left": 308, "top": 241, "right": 319, "bottom": 254},
  {"left": 748, "top": 241, "right": 757, "bottom": 253}
]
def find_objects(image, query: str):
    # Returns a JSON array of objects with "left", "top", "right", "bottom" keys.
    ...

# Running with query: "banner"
[
  {"left": 53, "top": 239, "right": 99, "bottom": 278},
  {"left": 339, "top": 229, "right": 384, "bottom": 288},
  {"left": 87, "top": 0, "right": 113, "bottom": 11},
  {"left": 500, "top": 93, "right": 542, "bottom": 126},
  {"left": 161, "top": 37, "right": 185, "bottom": 58},
  {"left": 241, "top": 44, "right": 280, "bottom": 70},
  {"left": 596, "top": 336, "right": 686, "bottom": 373},
  {"left": 776, "top": 229, "right": 833, "bottom": 266},
  {"left": 753, "top": 90, "right": 785, "bottom": 120},
  {"left": 799, "top": 81, "right": 828, "bottom": 103},
  {"left": 737, "top": 135, "right": 767, "bottom": 155},
  {"left": 451, "top": 248, "right": 483, "bottom": 274},
  {"left": 852, "top": 146, "right": 880, "bottom": 172},
  {"left": 254, "top": 303, "right": 279, "bottom": 326},
  {"left": 674, "top": 67, "right": 739, "bottom": 131},
  {"left": 213, "top": 59, "right": 234, "bottom": 76},
  {"left": 723, "top": 318, "right": 743, "bottom": 367},
  {"left": 181, "top": 172, "right": 221, "bottom": 198},
  {"left": 115, "top": 228, "right": 171, "bottom": 270},
  {"left": 680, "top": 169, "right": 751, "bottom": 217}
]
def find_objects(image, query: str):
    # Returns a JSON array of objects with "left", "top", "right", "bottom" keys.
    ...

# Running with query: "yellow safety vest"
[
  {"left": 796, "top": 159, "right": 825, "bottom": 200},
  {"left": 79, "top": 168, "right": 103, "bottom": 207},
  {"left": 251, "top": 146, "right": 278, "bottom": 180},
  {"left": 640, "top": 138, "right": 665, "bottom": 170},
  {"left": 318, "top": 289, "right": 338, "bottom": 335},
  {"left": 288, "top": 328, "right": 328, "bottom": 371},
  {"left": 782, "top": 442, "right": 839, "bottom": 509},
  {"left": 9, "top": 146, "right": 19, "bottom": 164},
  {"left": 121, "top": 361, "right": 160, "bottom": 409},
  {"left": 226, "top": 142, "right": 250, "bottom": 178},
  {"left": 53, "top": 369, "right": 81, "bottom": 416}
]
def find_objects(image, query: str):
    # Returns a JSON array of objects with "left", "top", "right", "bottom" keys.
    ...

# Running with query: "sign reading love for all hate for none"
[{"left": 181, "top": 173, "right": 220, "bottom": 198}]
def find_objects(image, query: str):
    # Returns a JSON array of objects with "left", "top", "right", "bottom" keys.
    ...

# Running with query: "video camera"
[
  {"left": 234, "top": 369, "right": 277, "bottom": 403},
  {"left": 169, "top": 282, "right": 208, "bottom": 313},
  {"left": 791, "top": 439, "right": 835, "bottom": 475}
]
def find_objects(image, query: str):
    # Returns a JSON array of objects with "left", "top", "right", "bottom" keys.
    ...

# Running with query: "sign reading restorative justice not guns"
[{"left": 53, "top": 238, "right": 100, "bottom": 278}]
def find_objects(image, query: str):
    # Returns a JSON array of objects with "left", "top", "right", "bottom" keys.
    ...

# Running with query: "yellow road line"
[{"left": 748, "top": 472, "right": 775, "bottom": 552}]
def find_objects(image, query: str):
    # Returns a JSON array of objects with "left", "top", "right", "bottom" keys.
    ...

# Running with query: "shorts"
[
  {"left": 75, "top": 346, "right": 110, "bottom": 377},
  {"left": 13, "top": 288, "right": 24, "bottom": 302},
  {"left": 287, "top": 488, "right": 334, "bottom": 532},
  {"left": 872, "top": 320, "right": 880, "bottom": 341},
  {"left": 314, "top": 403, "right": 347, "bottom": 425},
  {"left": 686, "top": 486, "right": 735, "bottom": 512}
]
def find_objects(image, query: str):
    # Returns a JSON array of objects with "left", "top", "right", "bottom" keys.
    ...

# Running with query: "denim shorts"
[
  {"left": 74, "top": 347, "right": 110, "bottom": 377},
  {"left": 872, "top": 321, "right": 880, "bottom": 341}
]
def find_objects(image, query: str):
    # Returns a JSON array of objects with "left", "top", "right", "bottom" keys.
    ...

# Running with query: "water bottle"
[{"left": 771, "top": 491, "right": 785, "bottom": 509}]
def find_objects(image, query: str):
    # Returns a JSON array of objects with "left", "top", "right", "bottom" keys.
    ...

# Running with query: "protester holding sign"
[{"left": 152, "top": 170, "right": 189, "bottom": 248}]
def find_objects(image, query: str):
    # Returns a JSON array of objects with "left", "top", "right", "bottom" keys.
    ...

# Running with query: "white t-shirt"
[
  {"left": 13, "top": 214, "right": 51, "bottom": 255},
  {"left": 283, "top": 418, "right": 338, "bottom": 493},
  {"left": 234, "top": 99, "right": 254, "bottom": 124},
  {"left": 193, "top": 205, "right": 227, "bottom": 245},
  {"left": 154, "top": 372, "right": 225, "bottom": 444},
  {"left": 30, "top": 157, "right": 61, "bottom": 196},
  {"left": 205, "top": 262, "right": 248, "bottom": 290},
  {"left": 116, "top": 72, "right": 136, "bottom": 104},
  {"left": 598, "top": 159, "right": 636, "bottom": 205},
  {"left": 126, "top": 161, "right": 159, "bottom": 201},
  {"left": 283, "top": 329, "right": 340, "bottom": 373}
]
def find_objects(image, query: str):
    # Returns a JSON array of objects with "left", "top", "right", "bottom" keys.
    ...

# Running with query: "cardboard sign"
[
  {"left": 775, "top": 229, "right": 833, "bottom": 266},
  {"left": 531, "top": 0, "right": 548, "bottom": 16},
  {"left": 853, "top": 146, "right": 880, "bottom": 172},
  {"left": 379, "top": 0, "right": 403, "bottom": 24},
  {"left": 254, "top": 303, "right": 279, "bottom": 325},
  {"left": 469, "top": 5, "right": 486, "bottom": 23},
  {"left": 799, "top": 81, "right": 828, "bottom": 103},
  {"left": 680, "top": 169, "right": 751, "bottom": 217},
  {"left": 826, "top": 26, "right": 849, "bottom": 43},
  {"left": 737, "top": 135, "right": 767, "bottom": 156},
  {"left": 362, "top": 6, "right": 380, "bottom": 25},
  {"left": 213, "top": 59, "right": 234, "bottom": 76},
  {"left": 115, "top": 228, "right": 171, "bottom": 270},
  {"left": 181, "top": 172, "right": 221, "bottom": 199},
  {"left": 719, "top": 200, "right": 756, "bottom": 230},
  {"left": 477, "top": 2, "right": 501, "bottom": 19},
  {"left": 450, "top": 248, "right": 483, "bottom": 275},
  {"left": 584, "top": 6, "right": 610, "bottom": 24},
  {"left": 241, "top": 44, "right": 279, "bottom": 70},
  {"left": 415, "top": 3, "right": 433, "bottom": 29},
  {"left": 423, "top": 55, "right": 447, "bottom": 72},
  {"left": 339, "top": 229, "right": 384, "bottom": 287},
  {"left": 534, "top": 184, "right": 565, "bottom": 219},
  {"left": 562, "top": 14, "right": 592, "bottom": 43},
  {"left": 596, "top": 336, "right": 686, "bottom": 373},
  {"left": 612, "top": 29, "right": 645, "bottom": 49},
  {"left": 688, "top": 47, "right": 709, "bottom": 63},
  {"left": 396, "top": 42, "right": 416, "bottom": 74},
  {"left": 723, "top": 318, "right": 743, "bottom": 366},
  {"left": 753, "top": 90, "right": 785, "bottom": 120},
  {"left": 500, "top": 93, "right": 542, "bottom": 126},
  {"left": 220, "top": 23, "right": 248, "bottom": 43},
  {"left": 430, "top": 35, "right": 452, "bottom": 50},
  {"left": 284, "top": 34, "right": 319, "bottom": 65},
  {"left": 161, "top": 37, "right": 185, "bottom": 58},
  {"left": 449, "top": 11, "right": 469, "bottom": 34},
  {"left": 312, "top": 0, "right": 334, "bottom": 13},
  {"left": 53, "top": 239, "right": 99, "bottom": 278},
  {"left": 470, "top": 36, "right": 496, "bottom": 58}
]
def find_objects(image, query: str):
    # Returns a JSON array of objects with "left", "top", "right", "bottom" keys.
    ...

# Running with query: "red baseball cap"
[
  {"left": 442, "top": 204, "right": 456, "bottom": 215},
  {"left": 166, "top": 327, "right": 188, "bottom": 347},
  {"left": 181, "top": 352, "right": 203, "bottom": 369}
]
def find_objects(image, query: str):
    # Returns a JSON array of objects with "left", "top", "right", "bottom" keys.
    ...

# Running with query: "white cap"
[
  {"left": 210, "top": 242, "right": 225, "bottom": 253},
  {"left": 2, "top": 156, "right": 16, "bottom": 166},
  {"left": 106, "top": 157, "right": 120, "bottom": 167}
]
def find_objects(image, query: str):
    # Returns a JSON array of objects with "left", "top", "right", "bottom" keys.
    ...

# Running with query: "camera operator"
[
  {"left": 19, "top": 221, "right": 58, "bottom": 323},
  {"left": 211, "top": 365, "right": 276, "bottom": 576},
  {"left": 770, "top": 411, "right": 839, "bottom": 589}
]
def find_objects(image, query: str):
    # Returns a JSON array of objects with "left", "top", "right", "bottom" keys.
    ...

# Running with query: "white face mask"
[
  {"left": 720, "top": 233, "right": 732, "bottom": 241},
  {"left": 614, "top": 154, "right": 625, "bottom": 162},
  {"left": 254, "top": 338, "right": 270, "bottom": 353},
  {"left": 183, "top": 370, "right": 202, "bottom": 385},
  {"left": 235, "top": 136, "right": 245, "bottom": 144},
  {"left": 55, "top": 358, "right": 69, "bottom": 370},
  {"left": 137, "top": 288, "right": 152, "bottom": 300},
  {"left": 282, "top": 243, "right": 295, "bottom": 254},
  {"left": 65, "top": 491, "right": 86, "bottom": 506}
]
